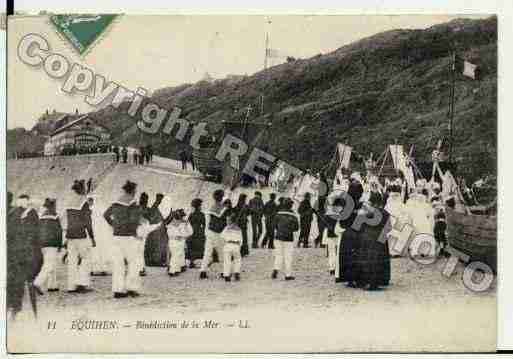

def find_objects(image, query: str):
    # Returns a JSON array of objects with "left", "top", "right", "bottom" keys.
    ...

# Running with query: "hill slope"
[{"left": 9, "top": 16, "right": 497, "bottom": 182}]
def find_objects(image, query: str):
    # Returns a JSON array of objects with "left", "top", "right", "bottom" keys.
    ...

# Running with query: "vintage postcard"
[{"left": 6, "top": 14, "right": 497, "bottom": 352}]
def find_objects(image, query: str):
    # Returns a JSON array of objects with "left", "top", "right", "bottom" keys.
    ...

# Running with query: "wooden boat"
[
  {"left": 192, "top": 118, "right": 270, "bottom": 185},
  {"left": 445, "top": 208, "right": 497, "bottom": 272},
  {"left": 192, "top": 145, "right": 223, "bottom": 181}
]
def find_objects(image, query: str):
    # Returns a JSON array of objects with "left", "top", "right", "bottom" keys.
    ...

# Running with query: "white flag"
[
  {"left": 442, "top": 170, "right": 458, "bottom": 198},
  {"left": 337, "top": 143, "right": 352, "bottom": 169},
  {"left": 389, "top": 145, "right": 405, "bottom": 171},
  {"left": 294, "top": 173, "right": 319, "bottom": 203},
  {"left": 389, "top": 144, "right": 416, "bottom": 189},
  {"left": 463, "top": 60, "right": 477, "bottom": 79}
]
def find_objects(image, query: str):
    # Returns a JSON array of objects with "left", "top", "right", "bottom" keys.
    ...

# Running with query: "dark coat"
[
  {"left": 248, "top": 197, "right": 264, "bottom": 217},
  {"left": 39, "top": 213, "right": 63, "bottom": 248},
  {"left": 103, "top": 201, "right": 141, "bottom": 237},
  {"left": 187, "top": 210, "right": 206, "bottom": 261},
  {"left": 274, "top": 210, "right": 299, "bottom": 241},
  {"left": 7, "top": 206, "right": 32, "bottom": 313},
  {"left": 298, "top": 198, "right": 314, "bottom": 220},
  {"left": 66, "top": 200, "right": 93, "bottom": 240},
  {"left": 233, "top": 204, "right": 249, "bottom": 229},
  {"left": 143, "top": 205, "right": 169, "bottom": 267},
  {"left": 263, "top": 199, "right": 277, "bottom": 218},
  {"left": 338, "top": 195, "right": 362, "bottom": 283},
  {"left": 355, "top": 208, "right": 391, "bottom": 287}
]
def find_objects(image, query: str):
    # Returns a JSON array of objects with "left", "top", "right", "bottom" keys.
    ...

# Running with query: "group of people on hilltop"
[
  {"left": 112, "top": 145, "right": 153, "bottom": 165},
  {"left": 178, "top": 149, "right": 195, "bottom": 171}
]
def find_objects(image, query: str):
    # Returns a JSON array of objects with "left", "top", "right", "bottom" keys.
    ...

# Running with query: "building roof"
[{"left": 51, "top": 115, "right": 110, "bottom": 136}]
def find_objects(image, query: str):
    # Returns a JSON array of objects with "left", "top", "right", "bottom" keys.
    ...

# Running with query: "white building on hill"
[{"left": 44, "top": 115, "right": 112, "bottom": 156}]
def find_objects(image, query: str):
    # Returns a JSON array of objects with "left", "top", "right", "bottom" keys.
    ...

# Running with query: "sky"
[{"left": 8, "top": 14, "right": 487, "bottom": 129}]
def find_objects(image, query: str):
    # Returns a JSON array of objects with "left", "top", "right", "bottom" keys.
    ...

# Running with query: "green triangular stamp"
[{"left": 50, "top": 14, "right": 117, "bottom": 55}]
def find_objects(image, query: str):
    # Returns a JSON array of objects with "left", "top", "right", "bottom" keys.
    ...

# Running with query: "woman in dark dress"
[
  {"left": 234, "top": 194, "right": 250, "bottom": 257},
  {"left": 337, "top": 179, "right": 364, "bottom": 287},
  {"left": 143, "top": 194, "right": 168, "bottom": 268},
  {"left": 355, "top": 191, "right": 392, "bottom": 290},
  {"left": 187, "top": 198, "right": 206, "bottom": 268}
]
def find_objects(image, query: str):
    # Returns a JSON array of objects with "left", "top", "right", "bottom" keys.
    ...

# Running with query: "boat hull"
[
  {"left": 445, "top": 208, "right": 497, "bottom": 272},
  {"left": 192, "top": 146, "right": 223, "bottom": 181}
]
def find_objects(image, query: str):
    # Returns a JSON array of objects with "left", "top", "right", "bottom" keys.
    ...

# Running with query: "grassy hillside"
[{"left": 9, "top": 16, "right": 497, "bottom": 182}]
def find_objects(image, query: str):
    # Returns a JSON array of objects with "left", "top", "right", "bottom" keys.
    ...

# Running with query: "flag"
[
  {"left": 463, "top": 60, "right": 478, "bottom": 79},
  {"left": 332, "top": 168, "right": 349, "bottom": 192},
  {"left": 337, "top": 144, "right": 352, "bottom": 169},
  {"left": 294, "top": 173, "right": 319, "bottom": 203},
  {"left": 442, "top": 170, "right": 458, "bottom": 198},
  {"left": 389, "top": 144, "right": 405, "bottom": 171},
  {"left": 389, "top": 144, "right": 416, "bottom": 189},
  {"left": 266, "top": 48, "right": 281, "bottom": 58}
]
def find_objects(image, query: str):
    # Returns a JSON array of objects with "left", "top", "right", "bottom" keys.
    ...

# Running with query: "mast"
[
  {"left": 264, "top": 29, "right": 269, "bottom": 71},
  {"left": 448, "top": 51, "right": 456, "bottom": 162},
  {"left": 261, "top": 19, "right": 272, "bottom": 116},
  {"left": 241, "top": 104, "right": 252, "bottom": 141}
]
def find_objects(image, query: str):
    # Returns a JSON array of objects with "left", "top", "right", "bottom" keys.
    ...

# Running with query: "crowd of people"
[
  {"left": 178, "top": 149, "right": 195, "bottom": 171},
  {"left": 112, "top": 145, "right": 154, "bottom": 165},
  {"left": 7, "top": 166, "right": 457, "bottom": 319}
]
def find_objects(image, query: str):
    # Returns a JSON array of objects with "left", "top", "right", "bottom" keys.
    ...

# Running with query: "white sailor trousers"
[
  {"left": 168, "top": 239, "right": 185, "bottom": 274},
  {"left": 327, "top": 236, "right": 339, "bottom": 271},
  {"left": 111, "top": 236, "right": 142, "bottom": 293},
  {"left": 200, "top": 231, "right": 225, "bottom": 272},
  {"left": 34, "top": 247, "right": 59, "bottom": 290},
  {"left": 223, "top": 243, "right": 242, "bottom": 277},
  {"left": 67, "top": 238, "right": 92, "bottom": 291},
  {"left": 137, "top": 236, "right": 147, "bottom": 270},
  {"left": 273, "top": 240, "right": 294, "bottom": 277}
]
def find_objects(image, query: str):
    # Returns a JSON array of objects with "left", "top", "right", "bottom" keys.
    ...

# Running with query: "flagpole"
[
  {"left": 264, "top": 30, "right": 269, "bottom": 70},
  {"left": 262, "top": 20, "right": 271, "bottom": 116},
  {"left": 449, "top": 51, "right": 456, "bottom": 162}
]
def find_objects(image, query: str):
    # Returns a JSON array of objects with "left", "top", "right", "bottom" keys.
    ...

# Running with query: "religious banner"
[
  {"left": 294, "top": 173, "right": 319, "bottom": 203},
  {"left": 337, "top": 143, "right": 352, "bottom": 169}
]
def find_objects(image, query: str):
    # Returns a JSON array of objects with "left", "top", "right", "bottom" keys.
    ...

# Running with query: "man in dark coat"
[
  {"left": 262, "top": 193, "right": 277, "bottom": 249},
  {"left": 314, "top": 172, "right": 329, "bottom": 248},
  {"left": 147, "top": 145, "right": 154, "bottom": 163},
  {"left": 121, "top": 147, "right": 128, "bottom": 163},
  {"left": 189, "top": 151, "right": 196, "bottom": 171},
  {"left": 179, "top": 150, "right": 187, "bottom": 170},
  {"left": 248, "top": 191, "right": 264, "bottom": 248},
  {"left": 297, "top": 192, "right": 314, "bottom": 248},
  {"left": 139, "top": 147, "right": 146, "bottom": 165},
  {"left": 7, "top": 194, "right": 41, "bottom": 319},
  {"left": 113, "top": 146, "right": 120, "bottom": 162},
  {"left": 234, "top": 194, "right": 250, "bottom": 257}
]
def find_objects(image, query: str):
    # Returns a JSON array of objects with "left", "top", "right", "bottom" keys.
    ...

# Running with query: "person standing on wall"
[
  {"left": 262, "top": 193, "right": 277, "bottom": 249},
  {"left": 297, "top": 192, "right": 314, "bottom": 248},
  {"left": 248, "top": 191, "right": 264, "bottom": 249}
]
